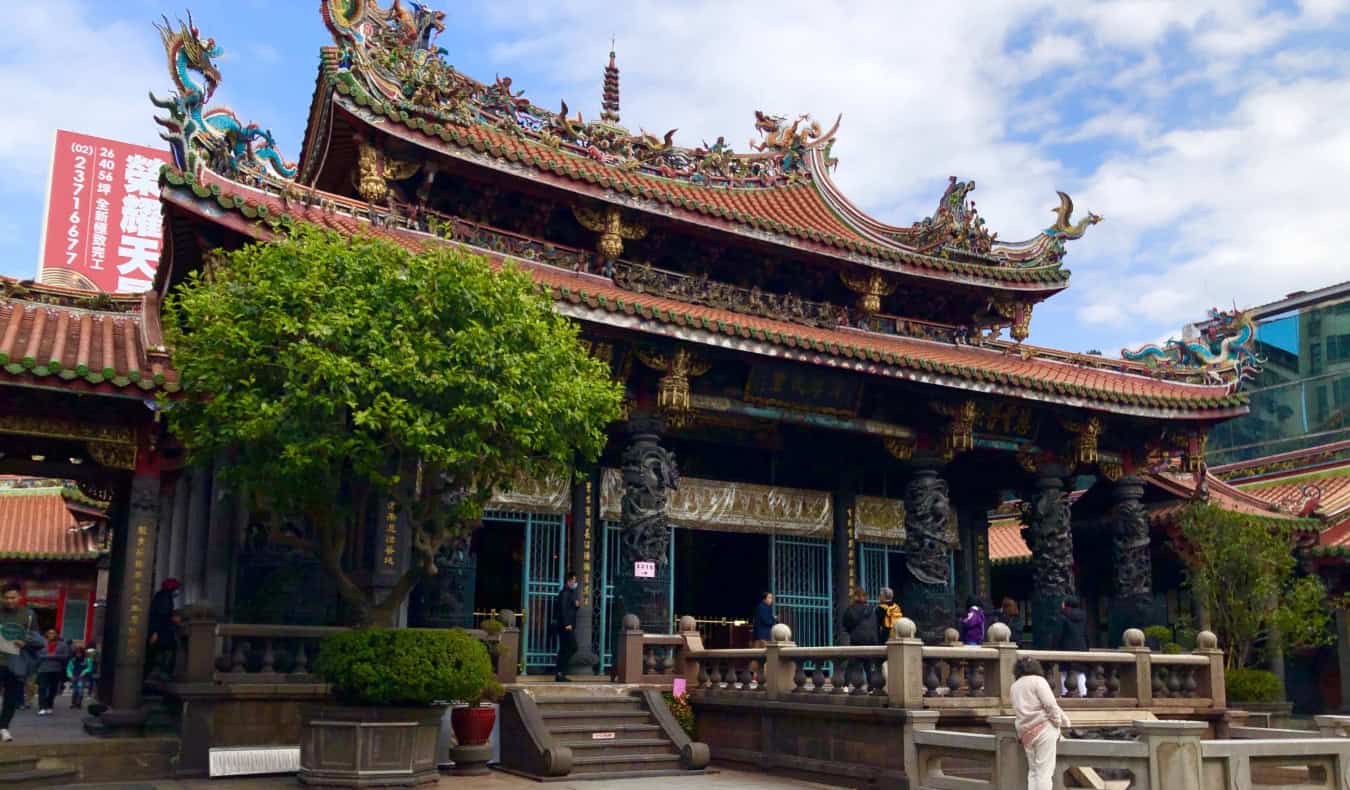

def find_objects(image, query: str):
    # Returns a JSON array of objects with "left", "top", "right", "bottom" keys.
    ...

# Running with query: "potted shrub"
[
  {"left": 451, "top": 678, "right": 504, "bottom": 746},
  {"left": 302, "top": 628, "right": 493, "bottom": 788}
]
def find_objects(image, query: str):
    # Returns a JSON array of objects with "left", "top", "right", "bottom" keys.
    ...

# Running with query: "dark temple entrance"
[{"left": 675, "top": 530, "right": 769, "bottom": 648}]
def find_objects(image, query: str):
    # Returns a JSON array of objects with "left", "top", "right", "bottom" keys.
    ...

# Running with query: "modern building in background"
[{"left": 1207, "top": 281, "right": 1350, "bottom": 467}]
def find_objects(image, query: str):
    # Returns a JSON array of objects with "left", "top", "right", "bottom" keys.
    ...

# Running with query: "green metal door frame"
[{"left": 488, "top": 509, "right": 567, "bottom": 675}]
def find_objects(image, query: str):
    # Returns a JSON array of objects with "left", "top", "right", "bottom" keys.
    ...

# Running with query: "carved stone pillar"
[
  {"left": 1021, "top": 467, "right": 1076, "bottom": 648},
  {"left": 1109, "top": 476, "right": 1153, "bottom": 638},
  {"left": 568, "top": 468, "right": 600, "bottom": 674},
  {"left": 614, "top": 415, "right": 677, "bottom": 636},
  {"left": 832, "top": 475, "right": 858, "bottom": 644},
  {"left": 98, "top": 470, "right": 162, "bottom": 735},
  {"left": 184, "top": 465, "right": 211, "bottom": 603},
  {"left": 901, "top": 463, "right": 956, "bottom": 642}
]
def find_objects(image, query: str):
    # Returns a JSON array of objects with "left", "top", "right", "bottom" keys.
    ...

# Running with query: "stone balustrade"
[
  {"left": 173, "top": 607, "right": 521, "bottom": 687},
  {"left": 636, "top": 619, "right": 1228, "bottom": 717},
  {"left": 907, "top": 713, "right": 1350, "bottom": 789}
]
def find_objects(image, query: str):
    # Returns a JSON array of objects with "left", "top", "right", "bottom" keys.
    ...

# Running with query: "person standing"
[
  {"left": 1055, "top": 597, "right": 1089, "bottom": 697},
  {"left": 146, "top": 578, "right": 181, "bottom": 678},
  {"left": 752, "top": 592, "right": 776, "bottom": 648},
  {"left": 67, "top": 646, "right": 95, "bottom": 710},
  {"left": 999, "top": 598, "right": 1025, "bottom": 644},
  {"left": 553, "top": 571, "right": 580, "bottom": 682},
  {"left": 1011, "top": 657, "right": 1072, "bottom": 790},
  {"left": 960, "top": 596, "right": 986, "bottom": 646},
  {"left": 876, "top": 587, "right": 902, "bottom": 644},
  {"left": 35, "top": 629, "right": 70, "bottom": 715},
  {"left": 0, "top": 582, "right": 43, "bottom": 742},
  {"left": 841, "top": 588, "right": 879, "bottom": 688}
]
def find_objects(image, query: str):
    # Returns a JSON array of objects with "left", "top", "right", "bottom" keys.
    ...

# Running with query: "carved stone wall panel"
[
  {"left": 854, "top": 495, "right": 906, "bottom": 545},
  {"left": 599, "top": 467, "right": 832, "bottom": 537},
  {"left": 486, "top": 469, "right": 571, "bottom": 514}
]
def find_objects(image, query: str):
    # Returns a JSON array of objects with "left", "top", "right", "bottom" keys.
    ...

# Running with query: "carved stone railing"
[
  {"left": 675, "top": 620, "right": 1227, "bottom": 715},
  {"left": 906, "top": 714, "right": 1350, "bottom": 789},
  {"left": 174, "top": 608, "right": 521, "bottom": 687}
]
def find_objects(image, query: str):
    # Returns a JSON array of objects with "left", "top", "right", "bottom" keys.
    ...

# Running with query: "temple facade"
[{"left": 0, "top": 1, "right": 1267, "bottom": 724}]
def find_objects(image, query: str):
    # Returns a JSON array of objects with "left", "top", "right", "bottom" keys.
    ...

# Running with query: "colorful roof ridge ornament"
[
  {"left": 149, "top": 13, "right": 297, "bottom": 181},
  {"left": 1121, "top": 307, "right": 1263, "bottom": 388},
  {"left": 320, "top": 0, "right": 840, "bottom": 187}
]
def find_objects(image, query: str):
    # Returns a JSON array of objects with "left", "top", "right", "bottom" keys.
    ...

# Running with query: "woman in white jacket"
[{"left": 1010, "top": 657, "right": 1072, "bottom": 790}]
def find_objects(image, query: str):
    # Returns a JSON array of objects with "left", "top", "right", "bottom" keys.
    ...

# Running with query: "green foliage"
[
  {"left": 480, "top": 618, "right": 504, "bottom": 635},
  {"left": 1143, "top": 625, "right": 1173, "bottom": 645},
  {"left": 1226, "top": 668, "right": 1284, "bottom": 704},
  {"left": 1162, "top": 642, "right": 1185, "bottom": 655},
  {"left": 314, "top": 628, "right": 493, "bottom": 706},
  {"left": 664, "top": 691, "right": 694, "bottom": 739},
  {"left": 163, "top": 227, "right": 623, "bottom": 624},
  {"left": 1175, "top": 504, "right": 1331, "bottom": 669}
]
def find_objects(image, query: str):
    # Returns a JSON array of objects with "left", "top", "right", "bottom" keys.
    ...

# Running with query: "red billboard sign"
[{"left": 38, "top": 129, "right": 172, "bottom": 293}]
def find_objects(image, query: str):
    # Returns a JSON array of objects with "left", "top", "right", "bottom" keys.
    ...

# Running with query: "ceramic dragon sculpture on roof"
[
  {"left": 321, "top": 0, "right": 841, "bottom": 187},
  {"left": 1122, "top": 307, "right": 1262, "bottom": 386},
  {"left": 886, "top": 179, "right": 1102, "bottom": 267},
  {"left": 150, "top": 14, "right": 296, "bottom": 181}
]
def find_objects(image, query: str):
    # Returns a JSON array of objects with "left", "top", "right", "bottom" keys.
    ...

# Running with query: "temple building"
[{"left": 0, "top": 1, "right": 1267, "bottom": 728}]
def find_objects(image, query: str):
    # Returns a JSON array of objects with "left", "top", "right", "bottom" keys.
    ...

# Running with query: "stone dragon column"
[
  {"left": 614, "top": 415, "right": 678, "bottom": 636},
  {"left": 901, "top": 463, "right": 957, "bottom": 643},
  {"left": 1021, "top": 466, "right": 1076, "bottom": 648},
  {"left": 1109, "top": 476, "right": 1153, "bottom": 638}
]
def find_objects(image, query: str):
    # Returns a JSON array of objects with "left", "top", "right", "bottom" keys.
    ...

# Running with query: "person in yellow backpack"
[{"left": 877, "top": 586, "right": 902, "bottom": 643}]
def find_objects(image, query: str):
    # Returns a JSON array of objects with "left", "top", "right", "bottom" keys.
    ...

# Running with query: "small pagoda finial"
[{"left": 601, "top": 37, "right": 621, "bottom": 124}]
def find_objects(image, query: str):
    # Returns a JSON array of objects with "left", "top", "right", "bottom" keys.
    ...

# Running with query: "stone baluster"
[
  {"left": 953, "top": 660, "right": 971, "bottom": 697},
  {"left": 1183, "top": 667, "right": 1198, "bottom": 698},
  {"left": 1086, "top": 664, "right": 1102, "bottom": 698},
  {"left": 710, "top": 661, "right": 724, "bottom": 689},
  {"left": 230, "top": 639, "right": 248, "bottom": 673},
  {"left": 1153, "top": 666, "right": 1168, "bottom": 698},
  {"left": 662, "top": 646, "right": 676, "bottom": 674},
  {"left": 923, "top": 660, "right": 940, "bottom": 697},
  {"left": 260, "top": 639, "right": 275, "bottom": 674},
  {"left": 946, "top": 660, "right": 962, "bottom": 697},
  {"left": 293, "top": 641, "right": 309, "bottom": 674},
  {"left": 1106, "top": 665, "right": 1120, "bottom": 698},
  {"left": 870, "top": 663, "right": 886, "bottom": 697},
  {"left": 812, "top": 665, "right": 826, "bottom": 693},
  {"left": 1166, "top": 666, "right": 1182, "bottom": 697},
  {"left": 792, "top": 660, "right": 806, "bottom": 693},
  {"left": 738, "top": 667, "right": 752, "bottom": 690},
  {"left": 970, "top": 662, "right": 986, "bottom": 696}
]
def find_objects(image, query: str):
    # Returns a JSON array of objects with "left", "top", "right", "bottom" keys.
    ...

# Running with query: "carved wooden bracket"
[
  {"left": 1059, "top": 415, "right": 1103, "bottom": 467},
  {"left": 636, "top": 346, "right": 710, "bottom": 428},
  {"left": 884, "top": 436, "right": 915, "bottom": 461},
  {"left": 992, "top": 299, "right": 1034, "bottom": 342},
  {"left": 354, "top": 137, "right": 421, "bottom": 204},
  {"left": 840, "top": 270, "right": 895, "bottom": 314},
  {"left": 931, "top": 400, "right": 977, "bottom": 460},
  {"left": 573, "top": 204, "right": 647, "bottom": 260}
]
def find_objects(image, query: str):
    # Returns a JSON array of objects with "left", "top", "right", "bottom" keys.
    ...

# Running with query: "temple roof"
[
  {"left": 0, "top": 280, "right": 177, "bottom": 395},
  {"left": 277, "top": 3, "right": 1100, "bottom": 291},
  {"left": 0, "top": 486, "right": 106, "bottom": 561},
  {"left": 159, "top": 166, "right": 1246, "bottom": 420}
]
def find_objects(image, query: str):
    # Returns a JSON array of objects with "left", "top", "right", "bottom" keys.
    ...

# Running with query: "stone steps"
[
  {"left": 0, "top": 753, "right": 79, "bottom": 789},
  {"left": 521, "top": 689, "right": 703, "bottom": 781}
]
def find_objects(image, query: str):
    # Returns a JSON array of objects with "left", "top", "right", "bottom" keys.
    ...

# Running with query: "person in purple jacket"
[{"left": 959, "top": 596, "right": 985, "bottom": 646}]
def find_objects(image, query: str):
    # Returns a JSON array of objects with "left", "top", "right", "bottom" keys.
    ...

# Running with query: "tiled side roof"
[
  {"left": 0, "top": 488, "right": 104, "bottom": 560},
  {"left": 1238, "top": 464, "right": 1350, "bottom": 531},
  {"left": 161, "top": 168, "right": 1248, "bottom": 419},
  {"left": 318, "top": 70, "right": 1071, "bottom": 290},
  {"left": 989, "top": 518, "right": 1031, "bottom": 564},
  {"left": 0, "top": 283, "right": 178, "bottom": 394}
]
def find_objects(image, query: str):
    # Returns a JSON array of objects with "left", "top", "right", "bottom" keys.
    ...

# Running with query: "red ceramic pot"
[{"left": 450, "top": 704, "right": 497, "bottom": 746}]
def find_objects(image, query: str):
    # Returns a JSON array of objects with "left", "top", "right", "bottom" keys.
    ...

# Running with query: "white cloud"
[{"left": 0, "top": 1, "right": 165, "bottom": 187}]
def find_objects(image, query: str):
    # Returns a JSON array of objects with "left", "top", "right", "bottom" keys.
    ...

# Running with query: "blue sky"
[{"left": 2, "top": 0, "right": 1349, "bottom": 355}]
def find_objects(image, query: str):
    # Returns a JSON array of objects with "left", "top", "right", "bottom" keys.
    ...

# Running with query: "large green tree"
[
  {"left": 164, "top": 226, "right": 622, "bottom": 625},
  {"left": 1175, "top": 503, "right": 1331, "bottom": 669}
]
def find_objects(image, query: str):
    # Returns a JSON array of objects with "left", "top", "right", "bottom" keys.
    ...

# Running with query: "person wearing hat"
[{"left": 146, "top": 579, "right": 181, "bottom": 678}]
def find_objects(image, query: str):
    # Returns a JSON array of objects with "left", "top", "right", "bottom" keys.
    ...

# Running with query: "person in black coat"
[
  {"left": 1055, "top": 596, "right": 1089, "bottom": 697},
  {"left": 752, "top": 592, "right": 776, "bottom": 647},
  {"left": 841, "top": 588, "right": 880, "bottom": 689},
  {"left": 553, "top": 571, "right": 580, "bottom": 682}
]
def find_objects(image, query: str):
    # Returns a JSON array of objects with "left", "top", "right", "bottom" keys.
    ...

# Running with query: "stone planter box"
[
  {"left": 299, "top": 704, "right": 443, "bottom": 788},
  {"left": 1234, "top": 701, "right": 1300, "bottom": 729}
]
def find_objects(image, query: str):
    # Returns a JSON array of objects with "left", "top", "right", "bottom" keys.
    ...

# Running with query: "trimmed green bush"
[
  {"left": 1162, "top": 642, "right": 1185, "bottom": 655},
  {"left": 314, "top": 628, "right": 493, "bottom": 706},
  {"left": 1227, "top": 668, "right": 1283, "bottom": 704},
  {"left": 1143, "top": 625, "right": 1172, "bottom": 646}
]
